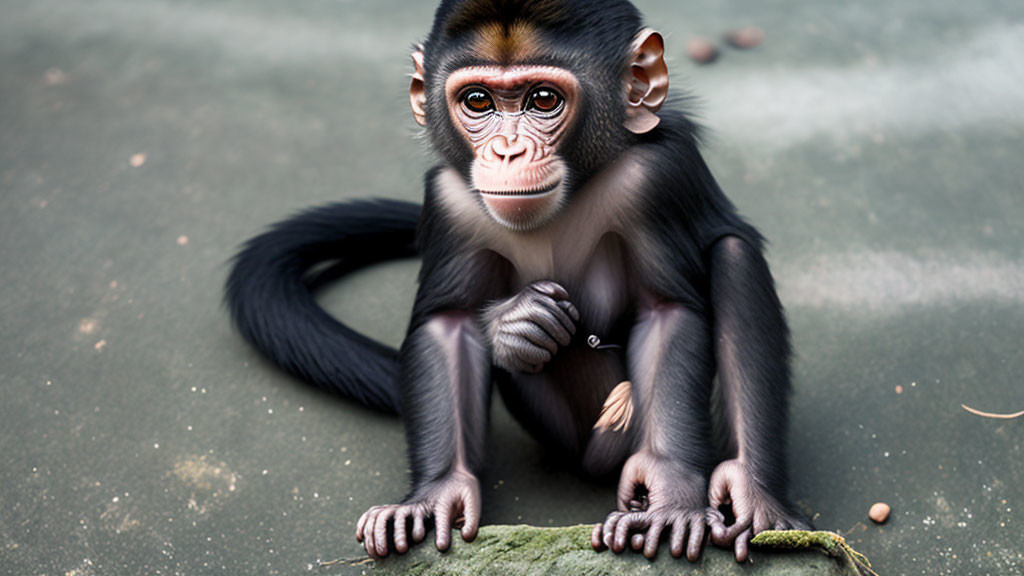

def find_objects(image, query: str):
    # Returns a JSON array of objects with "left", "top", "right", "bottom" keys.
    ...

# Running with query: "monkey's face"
[
  {"left": 444, "top": 66, "right": 579, "bottom": 231},
  {"left": 410, "top": 20, "right": 668, "bottom": 231}
]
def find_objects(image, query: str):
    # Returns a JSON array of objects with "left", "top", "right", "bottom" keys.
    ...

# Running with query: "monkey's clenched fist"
[
  {"left": 484, "top": 281, "right": 579, "bottom": 373},
  {"left": 356, "top": 469, "right": 480, "bottom": 559}
]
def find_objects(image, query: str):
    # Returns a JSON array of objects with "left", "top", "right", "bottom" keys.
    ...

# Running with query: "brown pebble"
[
  {"left": 869, "top": 502, "right": 891, "bottom": 524},
  {"left": 724, "top": 26, "right": 765, "bottom": 49},
  {"left": 687, "top": 37, "right": 719, "bottom": 64}
]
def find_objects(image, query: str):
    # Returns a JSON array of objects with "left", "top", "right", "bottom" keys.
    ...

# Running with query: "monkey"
[{"left": 226, "top": 0, "right": 809, "bottom": 564}]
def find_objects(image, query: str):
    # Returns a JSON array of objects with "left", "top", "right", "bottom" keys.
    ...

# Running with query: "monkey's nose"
[{"left": 490, "top": 136, "right": 528, "bottom": 163}]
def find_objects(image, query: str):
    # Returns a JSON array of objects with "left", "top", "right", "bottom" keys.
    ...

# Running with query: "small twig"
[
  {"left": 317, "top": 556, "right": 372, "bottom": 568},
  {"left": 961, "top": 404, "right": 1024, "bottom": 420}
]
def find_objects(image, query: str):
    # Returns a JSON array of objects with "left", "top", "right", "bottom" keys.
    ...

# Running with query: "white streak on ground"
[
  {"left": 778, "top": 251, "right": 1024, "bottom": 312},
  {"left": 700, "top": 24, "right": 1024, "bottom": 149}
]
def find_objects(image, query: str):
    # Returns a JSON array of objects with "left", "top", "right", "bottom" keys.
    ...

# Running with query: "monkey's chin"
[{"left": 478, "top": 180, "right": 564, "bottom": 231}]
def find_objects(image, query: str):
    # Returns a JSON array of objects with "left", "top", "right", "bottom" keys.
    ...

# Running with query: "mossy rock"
[{"left": 342, "top": 525, "right": 876, "bottom": 575}]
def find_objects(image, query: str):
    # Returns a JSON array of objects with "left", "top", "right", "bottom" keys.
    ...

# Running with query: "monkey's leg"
[
  {"left": 705, "top": 236, "right": 810, "bottom": 563},
  {"left": 356, "top": 312, "right": 490, "bottom": 559},
  {"left": 592, "top": 303, "right": 714, "bottom": 561}
]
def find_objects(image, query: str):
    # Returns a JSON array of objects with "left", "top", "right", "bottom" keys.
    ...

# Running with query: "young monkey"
[{"left": 226, "top": 0, "right": 809, "bottom": 564}]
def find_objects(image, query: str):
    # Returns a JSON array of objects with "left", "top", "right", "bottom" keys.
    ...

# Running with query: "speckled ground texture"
[{"left": 1, "top": 1, "right": 1022, "bottom": 575}]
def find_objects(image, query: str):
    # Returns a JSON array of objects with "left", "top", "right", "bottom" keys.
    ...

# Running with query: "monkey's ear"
[
  {"left": 624, "top": 29, "right": 669, "bottom": 135},
  {"left": 410, "top": 45, "right": 427, "bottom": 126}
]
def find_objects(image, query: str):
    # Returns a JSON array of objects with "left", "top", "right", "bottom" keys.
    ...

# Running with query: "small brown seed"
[
  {"left": 687, "top": 37, "right": 719, "bottom": 64},
  {"left": 869, "top": 502, "right": 891, "bottom": 524},
  {"left": 724, "top": 26, "right": 765, "bottom": 50}
]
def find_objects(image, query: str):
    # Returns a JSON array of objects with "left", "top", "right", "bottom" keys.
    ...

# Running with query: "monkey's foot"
[
  {"left": 706, "top": 459, "right": 811, "bottom": 563},
  {"left": 356, "top": 470, "right": 481, "bottom": 559},
  {"left": 590, "top": 451, "right": 708, "bottom": 561}
]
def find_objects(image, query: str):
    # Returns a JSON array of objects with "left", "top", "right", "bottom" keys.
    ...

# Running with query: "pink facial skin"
[{"left": 445, "top": 66, "right": 580, "bottom": 230}]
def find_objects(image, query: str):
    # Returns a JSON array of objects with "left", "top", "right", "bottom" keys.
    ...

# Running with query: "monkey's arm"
[
  {"left": 482, "top": 281, "right": 579, "bottom": 373},
  {"left": 705, "top": 236, "right": 809, "bottom": 562},
  {"left": 356, "top": 310, "right": 490, "bottom": 559},
  {"left": 355, "top": 193, "right": 505, "bottom": 559},
  {"left": 592, "top": 302, "right": 714, "bottom": 562}
]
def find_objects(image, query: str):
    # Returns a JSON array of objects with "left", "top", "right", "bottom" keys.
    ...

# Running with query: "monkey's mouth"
[{"left": 478, "top": 180, "right": 561, "bottom": 197}]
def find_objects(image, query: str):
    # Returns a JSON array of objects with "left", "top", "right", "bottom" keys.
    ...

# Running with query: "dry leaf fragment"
[{"left": 961, "top": 404, "right": 1024, "bottom": 420}]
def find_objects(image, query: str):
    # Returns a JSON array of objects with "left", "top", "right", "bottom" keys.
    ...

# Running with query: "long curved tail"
[{"left": 225, "top": 199, "right": 421, "bottom": 414}]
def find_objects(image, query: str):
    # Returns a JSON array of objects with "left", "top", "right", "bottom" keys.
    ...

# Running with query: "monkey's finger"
[
  {"left": 434, "top": 503, "right": 453, "bottom": 552},
  {"left": 714, "top": 523, "right": 750, "bottom": 547},
  {"left": 591, "top": 523, "right": 607, "bottom": 551},
  {"left": 631, "top": 533, "right": 645, "bottom": 551},
  {"left": 459, "top": 489, "right": 480, "bottom": 542},
  {"left": 374, "top": 508, "right": 395, "bottom": 557},
  {"left": 536, "top": 297, "right": 577, "bottom": 337},
  {"left": 753, "top": 510, "right": 770, "bottom": 535},
  {"left": 613, "top": 512, "right": 647, "bottom": 553},
  {"left": 557, "top": 299, "right": 580, "bottom": 322},
  {"left": 602, "top": 512, "right": 623, "bottom": 551},
  {"left": 733, "top": 528, "right": 752, "bottom": 563},
  {"left": 531, "top": 281, "right": 570, "bottom": 301},
  {"left": 707, "top": 477, "right": 731, "bottom": 509},
  {"left": 669, "top": 521, "right": 687, "bottom": 558},
  {"left": 412, "top": 511, "right": 427, "bottom": 543},
  {"left": 363, "top": 508, "right": 381, "bottom": 559},
  {"left": 710, "top": 507, "right": 749, "bottom": 546},
  {"left": 393, "top": 508, "right": 411, "bottom": 554},
  {"left": 643, "top": 520, "right": 665, "bottom": 559},
  {"left": 687, "top": 518, "right": 706, "bottom": 562},
  {"left": 497, "top": 333, "right": 553, "bottom": 365},
  {"left": 502, "top": 322, "right": 558, "bottom": 354},
  {"left": 528, "top": 305, "right": 574, "bottom": 346},
  {"left": 356, "top": 508, "right": 372, "bottom": 542},
  {"left": 505, "top": 298, "right": 573, "bottom": 343},
  {"left": 615, "top": 481, "right": 638, "bottom": 512},
  {"left": 707, "top": 511, "right": 728, "bottom": 545},
  {"left": 705, "top": 507, "right": 725, "bottom": 525}
]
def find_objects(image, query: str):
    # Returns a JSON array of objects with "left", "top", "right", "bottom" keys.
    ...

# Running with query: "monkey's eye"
[
  {"left": 526, "top": 88, "right": 563, "bottom": 114},
  {"left": 462, "top": 90, "right": 495, "bottom": 113}
]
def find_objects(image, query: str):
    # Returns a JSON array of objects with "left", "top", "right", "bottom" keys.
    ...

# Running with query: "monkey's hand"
[
  {"left": 484, "top": 281, "right": 579, "bottom": 373},
  {"left": 705, "top": 459, "right": 811, "bottom": 563},
  {"left": 591, "top": 451, "right": 708, "bottom": 561},
  {"left": 356, "top": 469, "right": 481, "bottom": 559}
]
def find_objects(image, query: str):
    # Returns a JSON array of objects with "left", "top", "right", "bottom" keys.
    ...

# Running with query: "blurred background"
[{"left": 1, "top": 1, "right": 1022, "bottom": 574}]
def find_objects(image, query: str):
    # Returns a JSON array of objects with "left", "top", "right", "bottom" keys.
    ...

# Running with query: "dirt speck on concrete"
[{"left": 172, "top": 456, "right": 240, "bottom": 515}]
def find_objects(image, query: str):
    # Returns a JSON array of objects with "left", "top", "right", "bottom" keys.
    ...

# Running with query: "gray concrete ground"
[{"left": 1, "top": 1, "right": 1022, "bottom": 575}]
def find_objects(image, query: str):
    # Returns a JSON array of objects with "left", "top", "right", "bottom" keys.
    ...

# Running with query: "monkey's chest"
[{"left": 504, "top": 230, "right": 632, "bottom": 336}]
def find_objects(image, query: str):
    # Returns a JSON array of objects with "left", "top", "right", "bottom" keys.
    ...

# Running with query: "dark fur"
[
  {"left": 226, "top": 0, "right": 804, "bottom": 560},
  {"left": 226, "top": 199, "right": 419, "bottom": 413}
]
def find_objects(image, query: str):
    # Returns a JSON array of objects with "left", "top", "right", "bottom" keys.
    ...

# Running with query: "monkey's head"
[{"left": 410, "top": 0, "right": 668, "bottom": 231}]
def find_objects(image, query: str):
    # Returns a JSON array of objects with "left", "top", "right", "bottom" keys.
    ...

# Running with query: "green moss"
[
  {"left": 324, "top": 525, "right": 878, "bottom": 576},
  {"left": 750, "top": 529, "right": 842, "bottom": 552}
]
